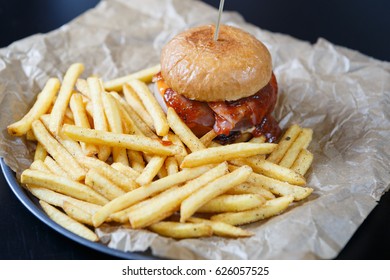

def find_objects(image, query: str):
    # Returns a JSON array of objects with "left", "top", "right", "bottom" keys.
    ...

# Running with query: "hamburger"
[{"left": 154, "top": 24, "right": 281, "bottom": 144}]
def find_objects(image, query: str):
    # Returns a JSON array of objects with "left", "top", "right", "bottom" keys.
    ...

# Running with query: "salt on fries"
[{"left": 8, "top": 63, "right": 315, "bottom": 242}]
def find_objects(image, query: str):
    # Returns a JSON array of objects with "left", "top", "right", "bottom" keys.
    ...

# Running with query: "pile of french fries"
[{"left": 7, "top": 63, "right": 314, "bottom": 242}]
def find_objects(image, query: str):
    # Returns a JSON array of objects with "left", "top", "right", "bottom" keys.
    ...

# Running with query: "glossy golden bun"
[{"left": 160, "top": 24, "right": 272, "bottom": 102}]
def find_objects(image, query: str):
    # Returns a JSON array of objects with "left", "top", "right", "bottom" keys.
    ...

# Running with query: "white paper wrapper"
[{"left": 1, "top": 0, "right": 389, "bottom": 259}]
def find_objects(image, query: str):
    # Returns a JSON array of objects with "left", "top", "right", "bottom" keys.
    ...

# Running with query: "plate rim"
[{"left": 0, "top": 157, "right": 158, "bottom": 260}]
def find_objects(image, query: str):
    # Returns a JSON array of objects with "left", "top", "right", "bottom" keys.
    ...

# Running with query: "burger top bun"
[{"left": 160, "top": 24, "right": 272, "bottom": 102}]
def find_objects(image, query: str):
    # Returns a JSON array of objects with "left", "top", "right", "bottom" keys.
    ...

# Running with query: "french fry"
[
  {"left": 76, "top": 156, "right": 138, "bottom": 192},
  {"left": 111, "top": 162, "right": 140, "bottom": 180},
  {"left": 267, "top": 124, "right": 302, "bottom": 164},
  {"left": 103, "top": 64, "right": 161, "bottom": 92},
  {"left": 164, "top": 132, "right": 188, "bottom": 165},
  {"left": 127, "top": 150, "right": 146, "bottom": 173},
  {"left": 165, "top": 156, "right": 178, "bottom": 175},
  {"left": 249, "top": 135, "right": 267, "bottom": 144},
  {"left": 62, "top": 124, "right": 182, "bottom": 156},
  {"left": 28, "top": 186, "right": 101, "bottom": 215},
  {"left": 49, "top": 63, "right": 84, "bottom": 135},
  {"left": 278, "top": 128, "right": 313, "bottom": 168},
  {"left": 34, "top": 142, "right": 47, "bottom": 161},
  {"left": 40, "top": 114, "right": 85, "bottom": 158},
  {"left": 128, "top": 162, "right": 229, "bottom": 229},
  {"left": 148, "top": 221, "right": 212, "bottom": 239},
  {"left": 290, "top": 149, "right": 314, "bottom": 176},
  {"left": 187, "top": 217, "right": 253, "bottom": 238},
  {"left": 26, "top": 129, "right": 36, "bottom": 141},
  {"left": 30, "top": 159, "right": 50, "bottom": 172},
  {"left": 85, "top": 168, "right": 126, "bottom": 200},
  {"left": 109, "top": 91, "right": 157, "bottom": 138},
  {"left": 180, "top": 143, "right": 277, "bottom": 168},
  {"left": 246, "top": 171, "right": 313, "bottom": 201},
  {"left": 7, "top": 78, "right": 60, "bottom": 136},
  {"left": 123, "top": 83, "right": 155, "bottom": 130},
  {"left": 39, "top": 200, "right": 98, "bottom": 242},
  {"left": 127, "top": 79, "right": 169, "bottom": 136},
  {"left": 21, "top": 169, "right": 109, "bottom": 205},
  {"left": 231, "top": 157, "right": 306, "bottom": 186},
  {"left": 199, "top": 129, "right": 218, "bottom": 147},
  {"left": 87, "top": 76, "right": 111, "bottom": 161},
  {"left": 62, "top": 201, "right": 93, "bottom": 226},
  {"left": 102, "top": 92, "right": 129, "bottom": 165},
  {"left": 44, "top": 156, "right": 69, "bottom": 178},
  {"left": 180, "top": 165, "right": 252, "bottom": 222},
  {"left": 210, "top": 195, "right": 294, "bottom": 226},
  {"left": 167, "top": 107, "right": 206, "bottom": 152},
  {"left": 136, "top": 156, "right": 166, "bottom": 186},
  {"left": 92, "top": 165, "right": 211, "bottom": 227},
  {"left": 196, "top": 194, "right": 266, "bottom": 213},
  {"left": 75, "top": 78, "right": 90, "bottom": 98},
  {"left": 226, "top": 182, "right": 276, "bottom": 200},
  {"left": 69, "top": 93, "right": 99, "bottom": 156},
  {"left": 32, "top": 120, "right": 86, "bottom": 181}
]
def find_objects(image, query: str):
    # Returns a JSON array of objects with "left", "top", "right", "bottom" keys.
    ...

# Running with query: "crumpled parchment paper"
[{"left": 1, "top": 0, "right": 389, "bottom": 259}]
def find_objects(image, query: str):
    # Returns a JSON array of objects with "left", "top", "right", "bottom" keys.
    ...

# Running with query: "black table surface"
[{"left": 0, "top": 0, "right": 389, "bottom": 260}]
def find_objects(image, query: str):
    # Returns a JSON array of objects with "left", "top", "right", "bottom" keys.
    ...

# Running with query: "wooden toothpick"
[{"left": 213, "top": 0, "right": 225, "bottom": 41}]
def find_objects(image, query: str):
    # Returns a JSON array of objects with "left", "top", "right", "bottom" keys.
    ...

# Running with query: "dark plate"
[{"left": 0, "top": 158, "right": 157, "bottom": 260}]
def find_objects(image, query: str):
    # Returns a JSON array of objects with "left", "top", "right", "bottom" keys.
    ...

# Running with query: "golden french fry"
[
  {"left": 136, "top": 156, "right": 166, "bottom": 186},
  {"left": 34, "top": 142, "right": 47, "bottom": 161},
  {"left": 30, "top": 159, "right": 50, "bottom": 172},
  {"left": 32, "top": 120, "right": 86, "bottom": 181},
  {"left": 92, "top": 165, "right": 211, "bottom": 227},
  {"left": 7, "top": 78, "right": 60, "bottom": 136},
  {"left": 127, "top": 79, "right": 169, "bottom": 136},
  {"left": 278, "top": 128, "right": 313, "bottom": 168},
  {"left": 39, "top": 200, "right": 98, "bottom": 242},
  {"left": 148, "top": 221, "right": 212, "bottom": 239},
  {"left": 165, "top": 156, "right": 178, "bottom": 175},
  {"left": 210, "top": 195, "right": 294, "bottom": 226},
  {"left": 40, "top": 114, "right": 85, "bottom": 158},
  {"left": 226, "top": 182, "right": 275, "bottom": 200},
  {"left": 180, "top": 165, "right": 252, "bottom": 222},
  {"left": 87, "top": 76, "right": 111, "bottom": 161},
  {"left": 75, "top": 78, "right": 90, "bottom": 98},
  {"left": 164, "top": 132, "right": 188, "bottom": 165},
  {"left": 62, "top": 124, "right": 182, "bottom": 156},
  {"left": 28, "top": 186, "right": 101, "bottom": 215},
  {"left": 246, "top": 171, "right": 313, "bottom": 201},
  {"left": 187, "top": 217, "right": 253, "bottom": 238},
  {"left": 49, "top": 63, "right": 84, "bottom": 135},
  {"left": 290, "top": 149, "right": 314, "bottom": 176},
  {"left": 111, "top": 162, "right": 140, "bottom": 180},
  {"left": 199, "top": 129, "right": 218, "bottom": 147},
  {"left": 196, "top": 194, "right": 266, "bottom": 213},
  {"left": 85, "top": 168, "right": 126, "bottom": 200},
  {"left": 26, "top": 129, "right": 37, "bottom": 141},
  {"left": 231, "top": 157, "right": 306, "bottom": 186},
  {"left": 249, "top": 135, "right": 267, "bottom": 144},
  {"left": 181, "top": 143, "right": 277, "bottom": 168},
  {"left": 104, "top": 64, "right": 161, "bottom": 92},
  {"left": 69, "top": 93, "right": 99, "bottom": 156},
  {"left": 102, "top": 92, "right": 129, "bottom": 165},
  {"left": 76, "top": 156, "right": 138, "bottom": 192},
  {"left": 123, "top": 83, "right": 155, "bottom": 130},
  {"left": 127, "top": 150, "right": 145, "bottom": 172},
  {"left": 109, "top": 91, "right": 157, "bottom": 138},
  {"left": 267, "top": 124, "right": 302, "bottom": 163},
  {"left": 44, "top": 156, "right": 69, "bottom": 178},
  {"left": 167, "top": 107, "right": 206, "bottom": 152},
  {"left": 21, "top": 169, "right": 108, "bottom": 205},
  {"left": 62, "top": 201, "right": 93, "bottom": 226},
  {"left": 128, "top": 162, "right": 229, "bottom": 229}
]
